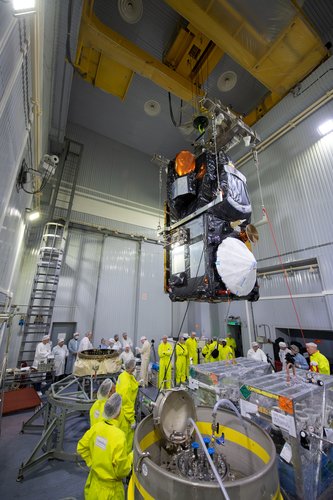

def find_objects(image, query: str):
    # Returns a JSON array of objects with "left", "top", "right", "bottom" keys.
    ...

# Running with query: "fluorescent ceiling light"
[
  {"left": 12, "top": 0, "right": 36, "bottom": 14},
  {"left": 27, "top": 210, "right": 40, "bottom": 221},
  {"left": 318, "top": 119, "right": 333, "bottom": 136}
]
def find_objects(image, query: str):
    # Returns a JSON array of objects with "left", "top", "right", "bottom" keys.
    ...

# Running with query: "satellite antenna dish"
[
  {"left": 217, "top": 71, "right": 238, "bottom": 92},
  {"left": 246, "top": 224, "right": 259, "bottom": 243},
  {"left": 118, "top": 0, "right": 143, "bottom": 24}
]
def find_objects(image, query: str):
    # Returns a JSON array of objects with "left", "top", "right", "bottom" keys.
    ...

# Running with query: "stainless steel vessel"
[{"left": 129, "top": 391, "right": 281, "bottom": 500}]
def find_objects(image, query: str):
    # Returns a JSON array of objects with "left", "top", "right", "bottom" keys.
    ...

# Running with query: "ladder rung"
[
  {"left": 23, "top": 330, "right": 50, "bottom": 334},
  {"left": 24, "top": 323, "right": 51, "bottom": 327},
  {"left": 34, "top": 274, "right": 59, "bottom": 283},
  {"left": 29, "top": 298, "right": 55, "bottom": 302},
  {"left": 26, "top": 313, "right": 52, "bottom": 317},
  {"left": 37, "top": 262, "right": 61, "bottom": 266},
  {"left": 33, "top": 284, "right": 57, "bottom": 287},
  {"left": 35, "top": 273, "right": 58, "bottom": 278},
  {"left": 28, "top": 308, "right": 53, "bottom": 311},
  {"left": 32, "top": 286, "right": 57, "bottom": 290},
  {"left": 29, "top": 309, "right": 53, "bottom": 312},
  {"left": 34, "top": 283, "right": 58, "bottom": 286},
  {"left": 20, "top": 340, "right": 41, "bottom": 343}
]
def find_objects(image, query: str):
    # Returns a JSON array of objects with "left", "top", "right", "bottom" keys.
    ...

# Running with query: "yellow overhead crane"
[
  {"left": 164, "top": 0, "right": 328, "bottom": 124},
  {"left": 75, "top": 0, "right": 328, "bottom": 125},
  {"left": 75, "top": 0, "right": 214, "bottom": 101}
]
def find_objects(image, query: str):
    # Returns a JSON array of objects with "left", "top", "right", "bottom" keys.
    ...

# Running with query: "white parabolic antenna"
[{"left": 216, "top": 237, "right": 257, "bottom": 296}]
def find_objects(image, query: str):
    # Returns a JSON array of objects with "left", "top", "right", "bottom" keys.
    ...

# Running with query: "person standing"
[
  {"left": 32, "top": 335, "right": 52, "bottom": 391},
  {"left": 290, "top": 345, "right": 308, "bottom": 370},
  {"left": 226, "top": 333, "right": 237, "bottom": 356},
  {"left": 106, "top": 338, "right": 116, "bottom": 350},
  {"left": 121, "top": 332, "right": 133, "bottom": 350},
  {"left": 116, "top": 359, "right": 139, "bottom": 453},
  {"left": 278, "top": 342, "right": 292, "bottom": 369},
  {"left": 185, "top": 332, "right": 198, "bottom": 375},
  {"left": 90, "top": 378, "right": 114, "bottom": 427},
  {"left": 218, "top": 339, "right": 234, "bottom": 361},
  {"left": 120, "top": 344, "right": 135, "bottom": 366},
  {"left": 306, "top": 342, "right": 330, "bottom": 375},
  {"left": 201, "top": 339, "right": 212, "bottom": 363},
  {"left": 66, "top": 332, "right": 80, "bottom": 374},
  {"left": 79, "top": 331, "right": 93, "bottom": 352},
  {"left": 77, "top": 393, "right": 133, "bottom": 500},
  {"left": 158, "top": 335, "right": 173, "bottom": 389},
  {"left": 113, "top": 334, "right": 123, "bottom": 352},
  {"left": 136, "top": 336, "right": 151, "bottom": 387},
  {"left": 247, "top": 342, "right": 268, "bottom": 363},
  {"left": 32, "top": 335, "right": 51, "bottom": 369},
  {"left": 52, "top": 338, "right": 69, "bottom": 381},
  {"left": 175, "top": 336, "right": 188, "bottom": 385},
  {"left": 207, "top": 338, "right": 219, "bottom": 363}
]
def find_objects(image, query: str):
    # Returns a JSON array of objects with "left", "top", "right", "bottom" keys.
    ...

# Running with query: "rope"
[
  {"left": 253, "top": 149, "right": 265, "bottom": 210},
  {"left": 212, "top": 117, "right": 221, "bottom": 192},
  {"left": 253, "top": 151, "right": 306, "bottom": 345},
  {"left": 263, "top": 207, "right": 306, "bottom": 345},
  {"left": 157, "top": 165, "right": 163, "bottom": 231}
]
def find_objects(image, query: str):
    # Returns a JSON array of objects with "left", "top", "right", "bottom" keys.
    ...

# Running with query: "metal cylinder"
[{"left": 130, "top": 406, "right": 281, "bottom": 500}]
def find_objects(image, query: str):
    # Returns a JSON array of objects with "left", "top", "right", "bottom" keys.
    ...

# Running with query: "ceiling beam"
[
  {"left": 163, "top": 23, "right": 224, "bottom": 83},
  {"left": 164, "top": 0, "right": 327, "bottom": 117},
  {"left": 75, "top": 0, "right": 204, "bottom": 102}
]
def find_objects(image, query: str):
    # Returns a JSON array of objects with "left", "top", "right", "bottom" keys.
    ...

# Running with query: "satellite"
[{"left": 161, "top": 97, "right": 260, "bottom": 303}]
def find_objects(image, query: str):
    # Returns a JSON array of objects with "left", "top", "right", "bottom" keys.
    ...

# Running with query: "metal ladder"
[{"left": 18, "top": 140, "right": 83, "bottom": 366}]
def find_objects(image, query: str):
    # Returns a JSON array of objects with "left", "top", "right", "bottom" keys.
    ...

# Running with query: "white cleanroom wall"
[
  {"left": 53, "top": 229, "right": 173, "bottom": 348},
  {"left": 52, "top": 230, "right": 103, "bottom": 334},
  {"left": 93, "top": 236, "right": 138, "bottom": 344},
  {"left": 136, "top": 242, "right": 172, "bottom": 342}
]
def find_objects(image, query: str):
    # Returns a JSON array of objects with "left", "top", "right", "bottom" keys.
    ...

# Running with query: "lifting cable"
[{"left": 253, "top": 150, "right": 306, "bottom": 345}]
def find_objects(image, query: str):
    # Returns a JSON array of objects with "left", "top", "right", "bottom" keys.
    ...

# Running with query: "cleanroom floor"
[{"left": 0, "top": 400, "right": 88, "bottom": 500}]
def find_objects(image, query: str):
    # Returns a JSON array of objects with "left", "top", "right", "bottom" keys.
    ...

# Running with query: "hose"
[
  {"left": 188, "top": 418, "right": 230, "bottom": 500},
  {"left": 212, "top": 399, "right": 242, "bottom": 420}
]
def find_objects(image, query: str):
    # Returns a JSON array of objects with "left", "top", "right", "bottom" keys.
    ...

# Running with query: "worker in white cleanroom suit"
[
  {"left": 247, "top": 341, "right": 268, "bottom": 363},
  {"left": 120, "top": 344, "right": 135, "bottom": 366},
  {"left": 121, "top": 332, "right": 133, "bottom": 350},
  {"left": 32, "top": 335, "right": 52, "bottom": 369},
  {"left": 278, "top": 341, "right": 292, "bottom": 369},
  {"left": 136, "top": 336, "right": 151, "bottom": 387},
  {"left": 66, "top": 332, "right": 80, "bottom": 374},
  {"left": 52, "top": 338, "right": 69, "bottom": 381},
  {"left": 78, "top": 331, "right": 93, "bottom": 352}
]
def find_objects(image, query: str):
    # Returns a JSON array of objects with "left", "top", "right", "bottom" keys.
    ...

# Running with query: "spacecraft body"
[{"left": 164, "top": 108, "right": 260, "bottom": 303}]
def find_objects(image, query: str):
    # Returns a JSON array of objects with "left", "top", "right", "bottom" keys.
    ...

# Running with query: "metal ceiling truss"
[
  {"left": 74, "top": 0, "right": 328, "bottom": 124},
  {"left": 75, "top": 0, "right": 210, "bottom": 101},
  {"left": 164, "top": 0, "right": 328, "bottom": 124}
]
